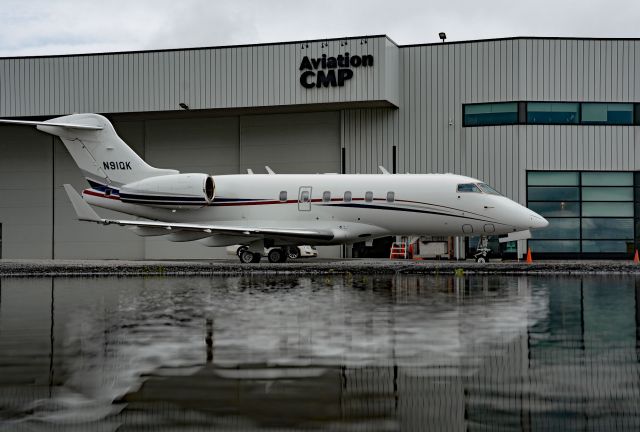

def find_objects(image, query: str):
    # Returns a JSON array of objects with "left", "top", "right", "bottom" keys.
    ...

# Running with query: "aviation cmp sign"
[{"left": 299, "top": 53, "right": 374, "bottom": 89}]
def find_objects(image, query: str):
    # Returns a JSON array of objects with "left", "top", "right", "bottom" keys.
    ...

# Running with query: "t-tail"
[
  {"left": 0, "top": 113, "right": 215, "bottom": 208},
  {"left": 0, "top": 113, "right": 177, "bottom": 188}
]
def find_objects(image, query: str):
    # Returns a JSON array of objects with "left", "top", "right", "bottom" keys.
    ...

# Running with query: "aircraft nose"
[{"left": 530, "top": 213, "right": 549, "bottom": 229}]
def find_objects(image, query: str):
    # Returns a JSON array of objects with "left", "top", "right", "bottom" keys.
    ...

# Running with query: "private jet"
[{"left": 0, "top": 114, "right": 548, "bottom": 263}]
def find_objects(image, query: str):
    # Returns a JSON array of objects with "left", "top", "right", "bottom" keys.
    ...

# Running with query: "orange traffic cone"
[
  {"left": 634, "top": 249, "right": 639, "bottom": 263},
  {"left": 526, "top": 247, "right": 533, "bottom": 263}
]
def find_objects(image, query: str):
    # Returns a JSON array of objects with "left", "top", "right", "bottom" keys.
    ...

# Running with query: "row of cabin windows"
[{"left": 279, "top": 191, "right": 395, "bottom": 203}]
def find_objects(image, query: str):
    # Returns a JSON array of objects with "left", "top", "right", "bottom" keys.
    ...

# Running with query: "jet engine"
[{"left": 119, "top": 173, "right": 214, "bottom": 209}]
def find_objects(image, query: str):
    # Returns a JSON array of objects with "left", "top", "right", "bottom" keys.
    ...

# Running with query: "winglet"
[
  {"left": 378, "top": 165, "right": 390, "bottom": 175},
  {"left": 265, "top": 166, "right": 275, "bottom": 175},
  {"left": 63, "top": 184, "right": 102, "bottom": 222}
]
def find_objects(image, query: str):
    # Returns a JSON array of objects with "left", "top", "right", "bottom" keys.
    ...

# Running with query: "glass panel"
[
  {"left": 582, "top": 187, "right": 633, "bottom": 201},
  {"left": 527, "top": 171, "right": 579, "bottom": 186},
  {"left": 528, "top": 187, "right": 579, "bottom": 201},
  {"left": 322, "top": 191, "right": 331, "bottom": 202},
  {"left": 531, "top": 218, "right": 580, "bottom": 239},
  {"left": 300, "top": 191, "right": 310, "bottom": 203},
  {"left": 581, "top": 172, "right": 633, "bottom": 186},
  {"left": 344, "top": 191, "right": 352, "bottom": 202},
  {"left": 365, "top": 191, "right": 373, "bottom": 202},
  {"left": 386, "top": 191, "right": 395, "bottom": 203},
  {"left": 582, "top": 218, "right": 633, "bottom": 239},
  {"left": 464, "top": 103, "right": 518, "bottom": 126},
  {"left": 527, "top": 102, "right": 579, "bottom": 124},
  {"left": 527, "top": 202, "right": 580, "bottom": 217},
  {"left": 581, "top": 103, "right": 633, "bottom": 125},
  {"left": 528, "top": 240, "right": 580, "bottom": 253},
  {"left": 477, "top": 183, "right": 502, "bottom": 195},
  {"left": 582, "top": 202, "right": 633, "bottom": 217},
  {"left": 582, "top": 240, "right": 633, "bottom": 253},
  {"left": 279, "top": 191, "right": 287, "bottom": 202},
  {"left": 457, "top": 183, "right": 481, "bottom": 193}
]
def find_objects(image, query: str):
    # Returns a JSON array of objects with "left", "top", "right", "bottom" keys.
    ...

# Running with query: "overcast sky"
[{"left": 0, "top": 0, "right": 636, "bottom": 57}]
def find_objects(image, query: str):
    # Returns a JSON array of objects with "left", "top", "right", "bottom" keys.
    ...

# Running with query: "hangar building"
[{"left": 1, "top": 35, "right": 640, "bottom": 259}]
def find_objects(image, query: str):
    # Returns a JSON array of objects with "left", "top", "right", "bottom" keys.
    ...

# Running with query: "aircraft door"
[{"left": 298, "top": 186, "right": 312, "bottom": 211}]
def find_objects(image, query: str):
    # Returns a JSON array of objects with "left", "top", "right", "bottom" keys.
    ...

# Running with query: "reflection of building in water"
[{"left": 1, "top": 276, "right": 640, "bottom": 430}]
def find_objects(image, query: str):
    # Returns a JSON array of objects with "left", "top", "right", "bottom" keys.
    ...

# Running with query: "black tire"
[
  {"left": 236, "top": 246, "right": 248, "bottom": 257},
  {"left": 268, "top": 248, "right": 285, "bottom": 263},
  {"left": 476, "top": 256, "right": 486, "bottom": 264},
  {"left": 240, "top": 250, "right": 258, "bottom": 263},
  {"left": 287, "top": 247, "right": 301, "bottom": 260}
]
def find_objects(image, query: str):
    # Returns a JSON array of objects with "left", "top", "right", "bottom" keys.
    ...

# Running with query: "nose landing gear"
[{"left": 474, "top": 236, "right": 491, "bottom": 263}]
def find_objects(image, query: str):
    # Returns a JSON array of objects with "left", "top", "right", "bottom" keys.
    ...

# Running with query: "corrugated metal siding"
[
  {"left": 342, "top": 39, "right": 640, "bottom": 204},
  {"left": 0, "top": 36, "right": 394, "bottom": 117}
]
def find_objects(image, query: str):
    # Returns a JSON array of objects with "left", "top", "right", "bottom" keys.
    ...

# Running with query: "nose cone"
[{"left": 529, "top": 212, "right": 549, "bottom": 229}]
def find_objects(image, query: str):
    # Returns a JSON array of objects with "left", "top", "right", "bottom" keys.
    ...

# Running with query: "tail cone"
[{"left": 526, "top": 247, "right": 533, "bottom": 263}]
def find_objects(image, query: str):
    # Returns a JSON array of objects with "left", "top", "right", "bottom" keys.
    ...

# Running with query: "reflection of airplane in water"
[{"left": 0, "top": 114, "right": 547, "bottom": 263}]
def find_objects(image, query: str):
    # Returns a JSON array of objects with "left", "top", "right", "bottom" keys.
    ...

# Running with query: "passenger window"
[
  {"left": 457, "top": 183, "right": 481, "bottom": 193},
  {"left": 344, "top": 191, "right": 352, "bottom": 202},
  {"left": 386, "top": 191, "right": 395, "bottom": 202},
  {"left": 323, "top": 191, "right": 331, "bottom": 202},
  {"left": 279, "top": 191, "right": 287, "bottom": 201},
  {"left": 365, "top": 191, "right": 373, "bottom": 202}
]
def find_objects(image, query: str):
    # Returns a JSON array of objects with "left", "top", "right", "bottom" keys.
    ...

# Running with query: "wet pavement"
[
  {"left": 1, "top": 274, "right": 639, "bottom": 430},
  {"left": 2, "top": 258, "right": 640, "bottom": 277}
]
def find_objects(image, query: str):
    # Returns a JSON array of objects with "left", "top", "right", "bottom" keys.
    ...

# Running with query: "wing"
[{"left": 64, "top": 184, "right": 334, "bottom": 241}]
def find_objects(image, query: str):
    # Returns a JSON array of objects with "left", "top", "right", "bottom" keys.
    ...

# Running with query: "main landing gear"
[
  {"left": 237, "top": 246, "right": 288, "bottom": 263},
  {"left": 474, "top": 236, "right": 491, "bottom": 263}
]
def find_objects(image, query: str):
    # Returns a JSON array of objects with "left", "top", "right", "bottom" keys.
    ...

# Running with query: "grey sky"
[{"left": 0, "top": 0, "right": 636, "bottom": 56}]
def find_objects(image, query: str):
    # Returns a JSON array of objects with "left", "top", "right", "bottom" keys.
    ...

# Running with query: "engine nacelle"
[{"left": 119, "top": 173, "right": 214, "bottom": 209}]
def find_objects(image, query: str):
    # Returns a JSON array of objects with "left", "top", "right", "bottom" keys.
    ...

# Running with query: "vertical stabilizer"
[{"left": 3, "top": 113, "right": 178, "bottom": 187}]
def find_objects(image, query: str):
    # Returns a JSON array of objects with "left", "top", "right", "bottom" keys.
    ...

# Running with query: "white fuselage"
[{"left": 83, "top": 173, "right": 547, "bottom": 246}]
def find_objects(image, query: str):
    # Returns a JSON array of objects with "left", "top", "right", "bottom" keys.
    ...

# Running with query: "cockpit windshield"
[
  {"left": 456, "top": 183, "right": 481, "bottom": 193},
  {"left": 457, "top": 182, "right": 502, "bottom": 195},
  {"left": 477, "top": 183, "right": 502, "bottom": 195}
]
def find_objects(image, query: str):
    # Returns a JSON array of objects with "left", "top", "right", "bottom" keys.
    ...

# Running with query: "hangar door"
[
  {"left": 240, "top": 112, "right": 341, "bottom": 258},
  {"left": 240, "top": 112, "right": 340, "bottom": 175}
]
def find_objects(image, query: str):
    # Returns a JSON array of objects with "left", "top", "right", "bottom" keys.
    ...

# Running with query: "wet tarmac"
[
  {"left": 2, "top": 258, "right": 640, "bottom": 277},
  {"left": 1, "top": 274, "right": 639, "bottom": 430}
]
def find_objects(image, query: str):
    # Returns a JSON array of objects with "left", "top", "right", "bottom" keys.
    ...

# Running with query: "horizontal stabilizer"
[
  {"left": 63, "top": 184, "right": 102, "bottom": 222},
  {"left": 0, "top": 118, "right": 103, "bottom": 130}
]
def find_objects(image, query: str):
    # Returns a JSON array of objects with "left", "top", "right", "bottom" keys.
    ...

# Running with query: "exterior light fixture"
[
  {"left": 179, "top": 102, "right": 189, "bottom": 110},
  {"left": 439, "top": 32, "right": 447, "bottom": 43}
]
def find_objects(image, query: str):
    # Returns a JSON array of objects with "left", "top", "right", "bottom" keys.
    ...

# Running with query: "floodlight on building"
[{"left": 439, "top": 32, "right": 447, "bottom": 43}]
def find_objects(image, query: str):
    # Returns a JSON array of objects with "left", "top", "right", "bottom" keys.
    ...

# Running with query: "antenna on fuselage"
[
  {"left": 265, "top": 166, "right": 276, "bottom": 175},
  {"left": 378, "top": 165, "right": 390, "bottom": 175}
]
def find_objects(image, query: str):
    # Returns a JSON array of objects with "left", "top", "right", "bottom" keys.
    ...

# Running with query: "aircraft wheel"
[
  {"left": 268, "top": 248, "right": 285, "bottom": 263},
  {"left": 240, "top": 250, "right": 258, "bottom": 263},
  {"left": 236, "top": 246, "right": 248, "bottom": 257},
  {"left": 476, "top": 256, "right": 486, "bottom": 264},
  {"left": 287, "top": 247, "right": 301, "bottom": 260}
]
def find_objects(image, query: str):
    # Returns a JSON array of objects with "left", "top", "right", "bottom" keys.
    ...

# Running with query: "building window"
[
  {"left": 344, "top": 191, "right": 352, "bottom": 202},
  {"left": 527, "top": 102, "right": 579, "bottom": 124},
  {"left": 464, "top": 101, "right": 640, "bottom": 127},
  {"left": 463, "top": 102, "right": 518, "bottom": 126},
  {"left": 279, "top": 191, "right": 287, "bottom": 202},
  {"left": 365, "top": 191, "right": 373, "bottom": 202},
  {"left": 582, "top": 103, "right": 634, "bottom": 125},
  {"left": 386, "top": 191, "right": 395, "bottom": 202},
  {"left": 322, "top": 191, "right": 331, "bottom": 202},
  {"left": 527, "top": 171, "right": 635, "bottom": 255}
]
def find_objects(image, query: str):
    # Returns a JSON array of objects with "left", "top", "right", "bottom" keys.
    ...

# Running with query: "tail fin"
[{"left": 0, "top": 113, "right": 177, "bottom": 187}]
